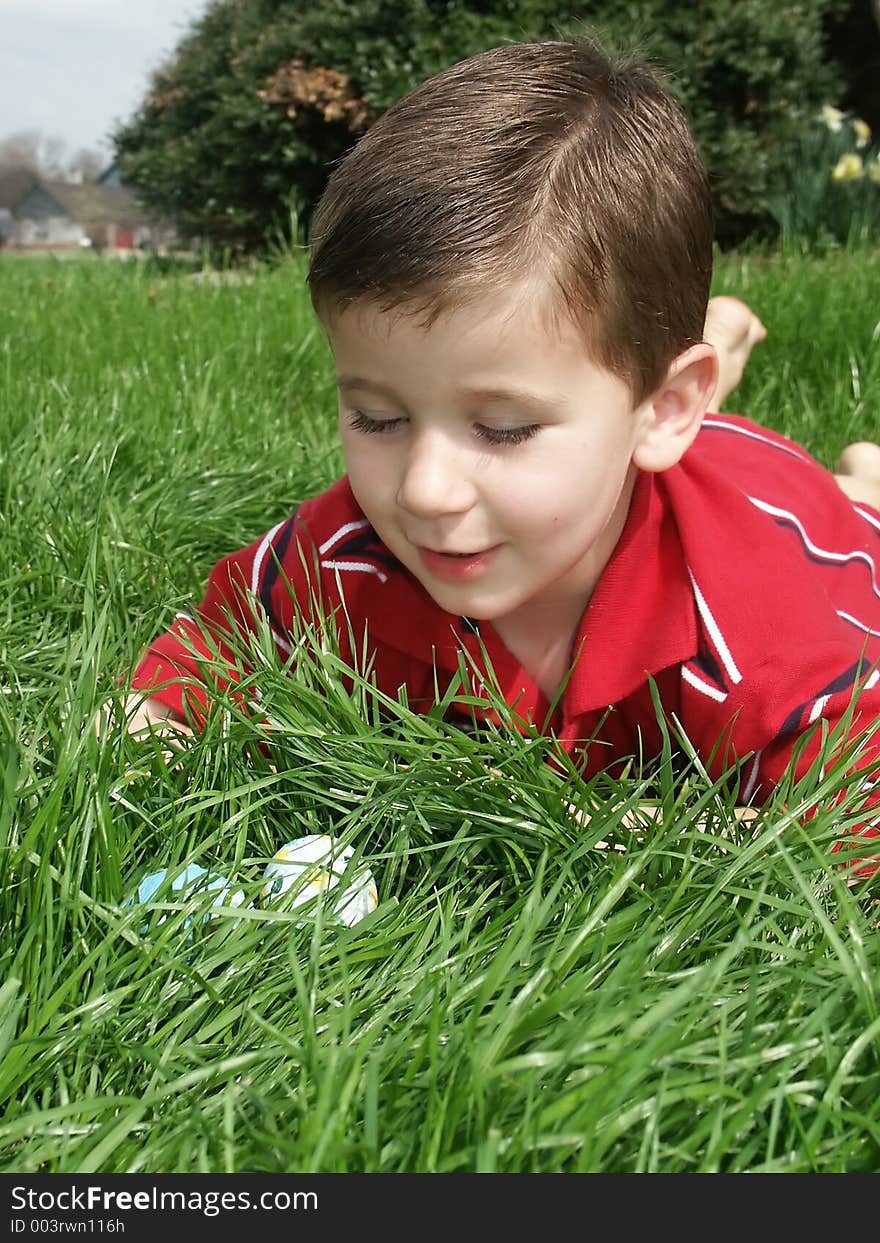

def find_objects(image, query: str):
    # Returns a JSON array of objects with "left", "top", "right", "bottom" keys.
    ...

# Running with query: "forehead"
[
  {"left": 322, "top": 279, "right": 636, "bottom": 414},
  {"left": 321, "top": 277, "right": 592, "bottom": 354}
]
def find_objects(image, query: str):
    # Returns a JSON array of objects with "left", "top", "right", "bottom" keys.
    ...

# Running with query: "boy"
[{"left": 122, "top": 41, "right": 880, "bottom": 865}]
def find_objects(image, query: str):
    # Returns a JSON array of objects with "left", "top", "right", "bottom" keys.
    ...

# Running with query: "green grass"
[{"left": 1, "top": 246, "right": 879, "bottom": 1173}]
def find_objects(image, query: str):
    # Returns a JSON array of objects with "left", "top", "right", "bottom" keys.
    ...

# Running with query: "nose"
[{"left": 396, "top": 430, "right": 477, "bottom": 518}]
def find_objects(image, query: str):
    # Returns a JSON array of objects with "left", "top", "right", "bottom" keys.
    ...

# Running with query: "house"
[{"left": 0, "top": 166, "right": 176, "bottom": 252}]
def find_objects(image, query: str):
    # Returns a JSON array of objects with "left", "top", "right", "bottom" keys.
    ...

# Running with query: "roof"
[
  {"left": 41, "top": 179, "right": 151, "bottom": 227},
  {"left": 0, "top": 166, "right": 152, "bottom": 226},
  {"left": 0, "top": 168, "right": 39, "bottom": 210}
]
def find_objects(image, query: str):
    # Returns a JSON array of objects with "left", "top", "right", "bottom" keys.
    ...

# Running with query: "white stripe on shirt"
[
  {"left": 318, "top": 519, "right": 370, "bottom": 555},
  {"left": 747, "top": 495, "right": 880, "bottom": 600},
  {"left": 837, "top": 610, "right": 880, "bottom": 638},
  {"left": 741, "top": 751, "right": 763, "bottom": 802},
  {"left": 681, "top": 664, "right": 729, "bottom": 703},
  {"left": 808, "top": 694, "right": 831, "bottom": 724},
  {"left": 250, "top": 518, "right": 288, "bottom": 596},
  {"left": 321, "top": 558, "right": 388, "bottom": 583},
  {"left": 854, "top": 505, "right": 880, "bottom": 536},
  {"left": 688, "top": 572, "right": 743, "bottom": 685},
  {"left": 702, "top": 418, "right": 812, "bottom": 463}
]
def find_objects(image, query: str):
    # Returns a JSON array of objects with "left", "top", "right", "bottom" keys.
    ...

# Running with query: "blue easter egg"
[{"left": 126, "top": 864, "right": 246, "bottom": 935}]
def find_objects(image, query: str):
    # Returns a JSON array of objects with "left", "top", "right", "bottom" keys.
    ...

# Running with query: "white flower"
[{"left": 820, "top": 104, "right": 846, "bottom": 132}]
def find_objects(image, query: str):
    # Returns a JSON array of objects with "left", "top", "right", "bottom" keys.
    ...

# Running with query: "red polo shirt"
[{"left": 131, "top": 414, "right": 880, "bottom": 864}]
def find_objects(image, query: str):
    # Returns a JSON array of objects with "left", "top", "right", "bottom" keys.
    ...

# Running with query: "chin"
[{"left": 432, "top": 591, "right": 512, "bottom": 621}]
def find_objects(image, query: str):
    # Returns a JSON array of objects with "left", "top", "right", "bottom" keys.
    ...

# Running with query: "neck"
[
  {"left": 491, "top": 604, "right": 585, "bottom": 699},
  {"left": 489, "top": 467, "right": 641, "bottom": 695}
]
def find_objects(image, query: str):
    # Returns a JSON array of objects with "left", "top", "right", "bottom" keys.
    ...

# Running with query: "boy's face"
[{"left": 325, "top": 282, "right": 657, "bottom": 637}]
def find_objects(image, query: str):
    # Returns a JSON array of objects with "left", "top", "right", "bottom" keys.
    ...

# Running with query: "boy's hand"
[
  {"left": 566, "top": 797, "right": 758, "bottom": 852},
  {"left": 94, "top": 694, "right": 194, "bottom": 746},
  {"left": 120, "top": 694, "right": 194, "bottom": 740}
]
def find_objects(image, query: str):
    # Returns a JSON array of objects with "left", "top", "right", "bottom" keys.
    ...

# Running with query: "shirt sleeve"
[
  {"left": 682, "top": 647, "right": 880, "bottom": 879},
  {"left": 668, "top": 427, "right": 880, "bottom": 879},
  {"left": 128, "top": 512, "right": 311, "bottom": 727}
]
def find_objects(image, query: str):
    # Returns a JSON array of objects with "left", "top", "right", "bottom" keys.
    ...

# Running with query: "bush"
[
  {"left": 762, "top": 103, "right": 880, "bottom": 246},
  {"left": 113, "top": 0, "right": 851, "bottom": 254}
]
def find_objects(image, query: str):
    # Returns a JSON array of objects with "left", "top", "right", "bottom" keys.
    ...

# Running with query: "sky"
[{"left": 1, "top": 0, "right": 213, "bottom": 162}]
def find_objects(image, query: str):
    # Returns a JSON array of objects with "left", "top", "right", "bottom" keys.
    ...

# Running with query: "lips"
[
  {"left": 427, "top": 548, "right": 487, "bottom": 557},
  {"left": 416, "top": 544, "right": 501, "bottom": 581}
]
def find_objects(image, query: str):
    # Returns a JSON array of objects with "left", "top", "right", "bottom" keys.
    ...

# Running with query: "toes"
[
  {"left": 836, "top": 441, "right": 880, "bottom": 477},
  {"left": 704, "top": 296, "right": 766, "bottom": 351}
]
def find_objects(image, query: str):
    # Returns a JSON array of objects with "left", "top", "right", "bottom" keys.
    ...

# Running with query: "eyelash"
[{"left": 346, "top": 410, "right": 540, "bottom": 447}]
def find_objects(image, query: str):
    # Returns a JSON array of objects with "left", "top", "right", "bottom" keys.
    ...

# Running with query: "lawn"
[{"left": 1, "top": 246, "right": 879, "bottom": 1173}]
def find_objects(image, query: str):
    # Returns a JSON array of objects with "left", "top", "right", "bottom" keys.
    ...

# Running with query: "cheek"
[
  {"left": 341, "top": 434, "right": 383, "bottom": 486},
  {"left": 342, "top": 445, "right": 400, "bottom": 528},
  {"left": 492, "top": 484, "right": 568, "bottom": 544},
  {"left": 506, "top": 455, "right": 586, "bottom": 522},
  {"left": 507, "top": 446, "right": 629, "bottom": 540}
]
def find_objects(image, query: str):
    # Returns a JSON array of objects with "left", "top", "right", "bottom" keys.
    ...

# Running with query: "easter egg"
[
  {"left": 127, "top": 864, "right": 246, "bottom": 932},
  {"left": 260, "top": 835, "right": 377, "bottom": 928}
]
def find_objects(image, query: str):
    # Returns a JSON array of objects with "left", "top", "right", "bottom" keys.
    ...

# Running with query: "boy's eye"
[
  {"left": 347, "top": 410, "right": 402, "bottom": 435},
  {"left": 477, "top": 424, "right": 540, "bottom": 447},
  {"left": 347, "top": 410, "right": 540, "bottom": 447}
]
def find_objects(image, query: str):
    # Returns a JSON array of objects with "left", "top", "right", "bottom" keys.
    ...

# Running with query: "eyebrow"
[{"left": 336, "top": 375, "right": 561, "bottom": 414}]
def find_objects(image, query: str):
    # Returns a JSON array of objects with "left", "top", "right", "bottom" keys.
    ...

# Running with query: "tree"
[
  {"left": 113, "top": 0, "right": 850, "bottom": 253},
  {"left": 0, "top": 130, "right": 67, "bottom": 178},
  {"left": 0, "top": 130, "right": 106, "bottom": 182},
  {"left": 66, "top": 147, "right": 107, "bottom": 182}
]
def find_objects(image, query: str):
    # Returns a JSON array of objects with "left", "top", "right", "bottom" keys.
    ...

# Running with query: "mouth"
[
  {"left": 426, "top": 548, "right": 488, "bottom": 558},
  {"left": 416, "top": 544, "right": 501, "bottom": 581}
]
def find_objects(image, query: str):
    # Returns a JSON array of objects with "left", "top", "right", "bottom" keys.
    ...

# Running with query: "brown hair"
[{"left": 307, "top": 39, "right": 713, "bottom": 404}]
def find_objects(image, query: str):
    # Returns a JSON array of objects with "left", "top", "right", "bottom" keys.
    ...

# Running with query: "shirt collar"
[
  {"left": 561, "top": 468, "right": 696, "bottom": 714},
  {"left": 356, "top": 468, "right": 696, "bottom": 715}
]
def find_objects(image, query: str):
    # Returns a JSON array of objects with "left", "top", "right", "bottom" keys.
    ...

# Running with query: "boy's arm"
[
  {"left": 566, "top": 796, "right": 758, "bottom": 846},
  {"left": 123, "top": 527, "right": 298, "bottom": 734},
  {"left": 739, "top": 710, "right": 880, "bottom": 879},
  {"left": 117, "top": 507, "right": 328, "bottom": 738},
  {"left": 122, "top": 693, "right": 195, "bottom": 739},
  {"left": 682, "top": 661, "right": 880, "bottom": 880},
  {"left": 93, "top": 692, "right": 194, "bottom": 745},
  {"left": 569, "top": 664, "right": 880, "bottom": 878}
]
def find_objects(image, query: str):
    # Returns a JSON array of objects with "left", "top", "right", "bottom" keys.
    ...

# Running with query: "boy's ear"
[{"left": 632, "top": 343, "right": 718, "bottom": 473}]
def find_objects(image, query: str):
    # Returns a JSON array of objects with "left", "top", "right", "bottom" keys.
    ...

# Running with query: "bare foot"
[
  {"left": 703, "top": 295, "right": 768, "bottom": 413},
  {"left": 834, "top": 441, "right": 880, "bottom": 510}
]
